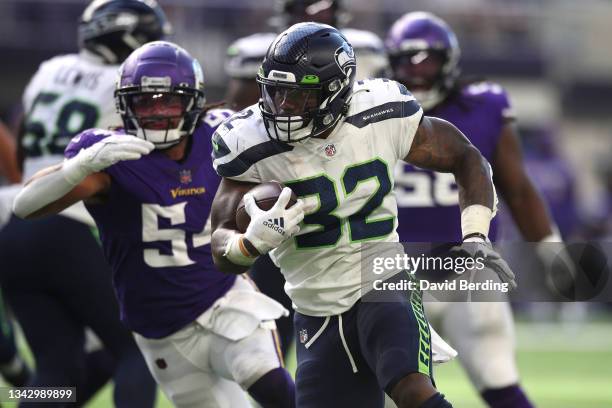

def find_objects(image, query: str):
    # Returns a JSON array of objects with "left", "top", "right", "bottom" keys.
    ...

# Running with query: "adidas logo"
[{"left": 263, "top": 218, "right": 285, "bottom": 234}]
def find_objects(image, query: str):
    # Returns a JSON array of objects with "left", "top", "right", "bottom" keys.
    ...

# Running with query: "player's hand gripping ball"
[{"left": 235, "top": 181, "right": 297, "bottom": 233}]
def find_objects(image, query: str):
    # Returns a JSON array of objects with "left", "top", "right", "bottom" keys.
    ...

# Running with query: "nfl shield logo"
[
  {"left": 299, "top": 329, "right": 308, "bottom": 344},
  {"left": 179, "top": 169, "right": 192, "bottom": 184},
  {"left": 324, "top": 143, "right": 336, "bottom": 157}
]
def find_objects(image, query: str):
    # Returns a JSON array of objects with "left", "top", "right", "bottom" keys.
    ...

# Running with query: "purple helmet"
[
  {"left": 115, "top": 41, "right": 206, "bottom": 148},
  {"left": 385, "top": 12, "right": 460, "bottom": 110}
]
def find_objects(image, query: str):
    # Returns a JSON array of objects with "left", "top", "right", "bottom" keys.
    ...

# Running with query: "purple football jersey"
[
  {"left": 395, "top": 82, "right": 512, "bottom": 242},
  {"left": 65, "top": 110, "right": 235, "bottom": 338}
]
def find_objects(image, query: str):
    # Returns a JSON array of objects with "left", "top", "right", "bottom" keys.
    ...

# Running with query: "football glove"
[
  {"left": 63, "top": 134, "right": 154, "bottom": 184},
  {"left": 451, "top": 237, "right": 517, "bottom": 290},
  {"left": 243, "top": 187, "right": 306, "bottom": 255},
  {"left": 536, "top": 241, "right": 578, "bottom": 296}
]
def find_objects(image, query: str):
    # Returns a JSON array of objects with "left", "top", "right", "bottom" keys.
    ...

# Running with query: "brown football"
[{"left": 235, "top": 181, "right": 298, "bottom": 233}]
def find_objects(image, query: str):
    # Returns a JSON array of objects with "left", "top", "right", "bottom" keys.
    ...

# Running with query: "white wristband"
[
  {"left": 539, "top": 225, "right": 562, "bottom": 243},
  {"left": 461, "top": 204, "right": 493, "bottom": 239},
  {"left": 223, "top": 233, "right": 257, "bottom": 266}
]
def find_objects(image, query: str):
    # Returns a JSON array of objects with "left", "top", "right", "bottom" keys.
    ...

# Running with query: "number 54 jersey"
[
  {"left": 213, "top": 79, "right": 423, "bottom": 317},
  {"left": 64, "top": 110, "right": 236, "bottom": 339}
]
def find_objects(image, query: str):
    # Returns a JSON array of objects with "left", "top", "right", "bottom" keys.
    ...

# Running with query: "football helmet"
[
  {"left": 256, "top": 23, "right": 356, "bottom": 143},
  {"left": 78, "top": 0, "right": 171, "bottom": 64},
  {"left": 385, "top": 12, "right": 460, "bottom": 110},
  {"left": 115, "top": 41, "right": 206, "bottom": 149}
]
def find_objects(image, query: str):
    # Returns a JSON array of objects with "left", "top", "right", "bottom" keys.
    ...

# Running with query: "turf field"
[{"left": 7, "top": 320, "right": 612, "bottom": 407}]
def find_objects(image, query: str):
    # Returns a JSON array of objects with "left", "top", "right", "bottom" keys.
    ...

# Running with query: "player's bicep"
[{"left": 404, "top": 116, "right": 473, "bottom": 172}]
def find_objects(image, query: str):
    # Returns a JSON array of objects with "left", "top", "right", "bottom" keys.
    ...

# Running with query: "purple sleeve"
[{"left": 64, "top": 129, "right": 113, "bottom": 159}]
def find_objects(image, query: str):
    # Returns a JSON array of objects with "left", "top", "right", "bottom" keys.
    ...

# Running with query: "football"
[{"left": 235, "top": 181, "right": 298, "bottom": 232}]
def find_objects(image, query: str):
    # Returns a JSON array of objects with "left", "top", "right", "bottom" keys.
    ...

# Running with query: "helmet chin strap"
[{"left": 136, "top": 128, "right": 185, "bottom": 149}]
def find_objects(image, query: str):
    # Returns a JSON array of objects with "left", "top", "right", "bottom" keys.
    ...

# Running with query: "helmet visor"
[
  {"left": 389, "top": 50, "right": 446, "bottom": 92},
  {"left": 261, "top": 83, "right": 320, "bottom": 117},
  {"left": 129, "top": 92, "right": 192, "bottom": 130}
]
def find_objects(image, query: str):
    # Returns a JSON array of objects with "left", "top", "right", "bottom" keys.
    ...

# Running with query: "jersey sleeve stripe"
[
  {"left": 344, "top": 100, "right": 421, "bottom": 129},
  {"left": 215, "top": 140, "right": 294, "bottom": 177},
  {"left": 211, "top": 133, "right": 232, "bottom": 159}
]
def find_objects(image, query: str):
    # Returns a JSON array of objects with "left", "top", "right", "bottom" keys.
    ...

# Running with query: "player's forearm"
[
  {"left": 13, "top": 164, "right": 78, "bottom": 219},
  {"left": 454, "top": 145, "right": 496, "bottom": 212},
  {"left": 453, "top": 147, "right": 497, "bottom": 239},
  {"left": 502, "top": 180, "right": 553, "bottom": 241},
  {"left": 211, "top": 228, "right": 253, "bottom": 274}
]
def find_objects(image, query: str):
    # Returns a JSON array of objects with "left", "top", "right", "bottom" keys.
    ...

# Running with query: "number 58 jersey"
[
  {"left": 213, "top": 79, "right": 423, "bottom": 317},
  {"left": 22, "top": 52, "right": 122, "bottom": 179}
]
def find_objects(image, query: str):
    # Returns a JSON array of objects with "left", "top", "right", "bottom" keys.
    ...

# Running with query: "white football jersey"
[
  {"left": 213, "top": 78, "right": 423, "bottom": 316},
  {"left": 224, "top": 29, "right": 388, "bottom": 81},
  {"left": 21, "top": 51, "right": 121, "bottom": 179}
]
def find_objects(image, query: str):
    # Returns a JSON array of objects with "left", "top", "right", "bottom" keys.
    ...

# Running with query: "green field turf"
[
  {"left": 82, "top": 350, "right": 612, "bottom": 408},
  {"left": 6, "top": 321, "right": 612, "bottom": 407}
]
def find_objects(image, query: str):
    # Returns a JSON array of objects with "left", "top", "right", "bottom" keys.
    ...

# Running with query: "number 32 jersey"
[{"left": 213, "top": 79, "right": 423, "bottom": 316}]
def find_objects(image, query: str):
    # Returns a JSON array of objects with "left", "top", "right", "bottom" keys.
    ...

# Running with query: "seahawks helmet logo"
[{"left": 334, "top": 42, "right": 356, "bottom": 75}]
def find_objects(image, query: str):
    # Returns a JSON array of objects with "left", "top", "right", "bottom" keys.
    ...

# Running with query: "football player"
[
  {"left": 209, "top": 23, "right": 516, "bottom": 408},
  {"left": 225, "top": 0, "right": 389, "bottom": 111},
  {"left": 386, "top": 12, "right": 561, "bottom": 408},
  {"left": 0, "top": 0, "right": 170, "bottom": 405},
  {"left": 224, "top": 0, "right": 390, "bottom": 357},
  {"left": 0, "top": 118, "right": 31, "bottom": 391},
  {"left": 13, "top": 41, "right": 296, "bottom": 408}
]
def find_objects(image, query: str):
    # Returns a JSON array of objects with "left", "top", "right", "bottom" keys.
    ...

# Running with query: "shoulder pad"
[
  {"left": 212, "top": 107, "right": 293, "bottom": 179},
  {"left": 463, "top": 82, "right": 514, "bottom": 119},
  {"left": 345, "top": 79, "right": 421, "bottom": 128},
  {"left": 201, "top": 108, "right": 234, "bottom": 131},
  {"left": 351, "top": 78, "right": 415, "bottom": 107}
]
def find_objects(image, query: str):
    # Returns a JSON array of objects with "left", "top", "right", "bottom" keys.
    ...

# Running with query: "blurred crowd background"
[{"left": 0, "top": 0, "right": 610, "bottom": 239}]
